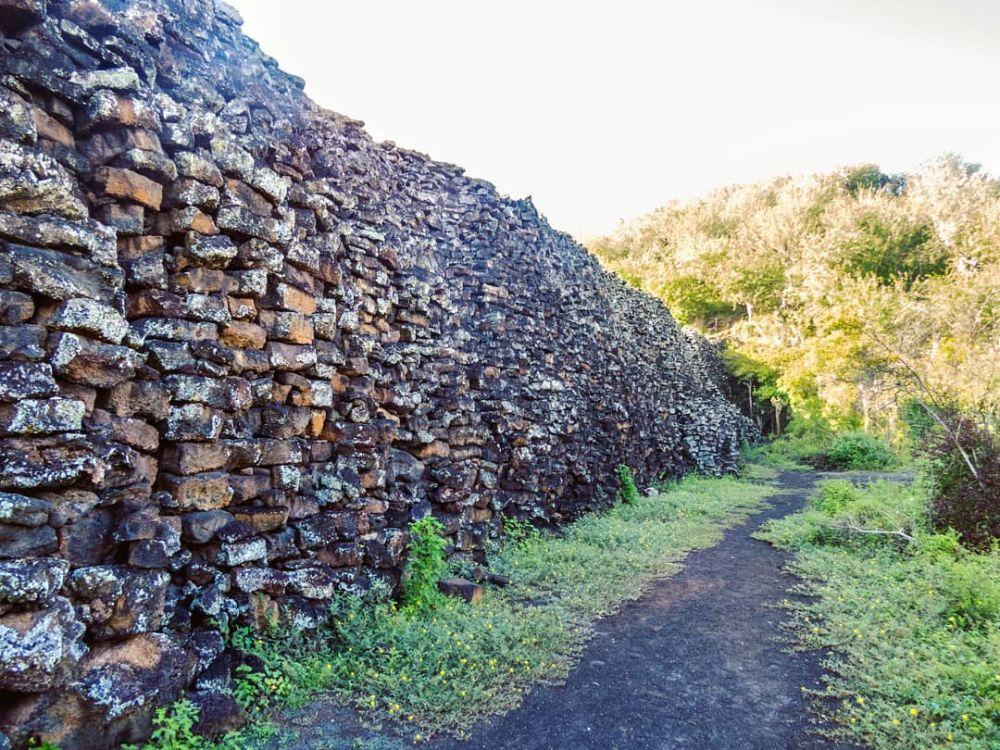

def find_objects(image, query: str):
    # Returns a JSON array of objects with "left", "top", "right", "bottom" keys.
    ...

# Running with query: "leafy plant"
[
  {"left": 756, "top": 477, "right": 1000, "bottom": 750},
  {"left": 811, "top": 479, "right": 861, "bottom": 514},
  {"left": 841, "top": 214, "right": 947, "bottom": 289},
  {"left": 402, "top": 515, "right": 449, "bottom": 609},
  {"left": 616, "top": 464, "right": 640, "bottom": 504},
  {"left": 826, "top": 431, "right": 897, "bottom": 470},
  {"left": 742, "top": 417, "right": 833, "bottom": 469},
  {"left": 588, "top": 156, "right": 999, "bottom": 443},
  {"left": 656, "top": 275, "right": 739, "bottom": 327},
  {"left": 222, "top": 475, "right": 770, "bottom": 738},
  {"left": 501, "top": 515, "right": 539, "bottom": 545},
  {"left": 843, "top": 163, "right": 895, "bottom": 195},
  {"left": 927, "top": 421, "right": 1000, "bottom": 550},
  {"left": 122, "top": 700, "right": 201, "bottom": 750}
]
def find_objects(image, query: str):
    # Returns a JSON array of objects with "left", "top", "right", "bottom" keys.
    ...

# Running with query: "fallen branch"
[{"left": 833, "top": 522, "right": 915, "bottom": 544}]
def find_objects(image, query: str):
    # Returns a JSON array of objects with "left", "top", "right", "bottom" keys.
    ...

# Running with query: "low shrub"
[
  {"left": 747, "top": 424, "right": 899, "bottom": 472},
  {"left": 229, "top": 474, "right": 771, "bottom": 740},
  {"left": 756, "top": 477, "right": 1000, "bottom": 750},
  {"left": 743, "top": 417, "right": 833, "bottom": 470},
  {"left": 616, "top": 464, "right": 640, "bottom": 504},
  {"left": 401, "top": 515, "right": 449, "bottom": 609},
  {"left": 825, "top": 431, "right": 897, "bottom": 470},
  {"left": 926, "top": 422, "right": 1000, "bottom": 550},
  {"left": 810, "top": 479, "right": 861, "bottom": 514},
  {"left": 769, "top": 479, "right": 925, "bottom": 551}
]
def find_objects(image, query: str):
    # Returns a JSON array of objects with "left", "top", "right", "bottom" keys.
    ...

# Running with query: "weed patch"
[
  {"left": 756, "top": 478, "right": 1000, "bottom": 749},
  {"left": 232, "top": 474, "right": 772, "bottom": 741}
]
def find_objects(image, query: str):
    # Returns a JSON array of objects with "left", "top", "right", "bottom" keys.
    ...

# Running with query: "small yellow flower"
[
  {"left": 961, "top": 714, "right": 969, "bottom": 721},
  {"left": 856, "top": 697, "right": 865, "bottom": 705},
  {"left": 909, "top": 708, "right": 919, "bottom": 716},
  {"left": 892, "top": 719, "right": 900, "bottom": 726}
]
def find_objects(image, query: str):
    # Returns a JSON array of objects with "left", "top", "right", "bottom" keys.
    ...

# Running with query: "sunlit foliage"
[{"left": 588, "top": 155, "right": 1000, "bottom": 437}]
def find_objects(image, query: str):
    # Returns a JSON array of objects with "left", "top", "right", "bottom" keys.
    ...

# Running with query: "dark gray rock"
[
  {"left": 0, "top": 596, "right": 86, "bottom": 691},
  {"left": 0, "top": 557, "right": 68, "bottom": 606}
]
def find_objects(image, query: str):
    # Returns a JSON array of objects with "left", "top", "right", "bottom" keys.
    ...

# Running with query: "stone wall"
[{"left": 0, "top": 1, "right": 754, "bottom": 746}]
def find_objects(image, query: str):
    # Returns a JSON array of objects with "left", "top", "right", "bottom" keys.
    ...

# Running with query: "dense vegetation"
[
  {"left": 757, "top": 478, "right": 999, "bottom": 750},
  {"left": 588, "top": 155, "right": 999, "bottom": 442},
  {"left": 115, "top": 474, "right": 771, "bottom": 748}
]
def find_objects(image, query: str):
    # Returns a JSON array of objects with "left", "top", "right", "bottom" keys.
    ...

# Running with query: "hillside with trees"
[{"left": 588, "top": 155, "right": 998, "bottom": 444}]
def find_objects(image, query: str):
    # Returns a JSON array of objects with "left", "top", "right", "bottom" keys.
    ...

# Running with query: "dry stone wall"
[{"left": 0, "top": 1, "right": 754, "bottom": 746}]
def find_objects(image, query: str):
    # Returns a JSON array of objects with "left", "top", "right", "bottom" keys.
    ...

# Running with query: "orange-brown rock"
[{"left": 93, "top": 167, "right": 163, "bottom": 210}]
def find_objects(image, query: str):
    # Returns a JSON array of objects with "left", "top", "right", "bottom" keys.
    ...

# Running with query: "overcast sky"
[{"left": 230, "top": 0, "right": 1000, "bottom": 239}]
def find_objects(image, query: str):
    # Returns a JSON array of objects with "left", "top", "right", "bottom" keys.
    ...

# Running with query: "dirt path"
[
  {"left": 425, "top": 471, "right": 854, "bottom": 750},
  {"left": 276, "top": 471, "right": 899, "bottom": 749}
]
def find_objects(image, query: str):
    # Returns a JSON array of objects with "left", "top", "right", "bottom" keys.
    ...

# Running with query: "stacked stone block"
[{"left": 0, "top": 1, "right": 755, "bottom": 746}]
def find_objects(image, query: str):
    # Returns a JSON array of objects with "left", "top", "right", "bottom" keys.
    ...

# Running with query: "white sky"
[{"left": 231, "top": 0, "right": 1000, "bottom": 239}]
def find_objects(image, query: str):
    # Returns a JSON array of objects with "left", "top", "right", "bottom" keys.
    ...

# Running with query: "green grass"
[
  {"left": 225, "top": 473, "right": 773, "bottom": 743},
  {"left": 756, "top": 478, "right": 1000, "bottom": 750},
  {"left": 743, "top": 430, "right": 829, "bottom": 471},
  {"left": 745, "top": 427, "right": 903, "bottom": 472}
]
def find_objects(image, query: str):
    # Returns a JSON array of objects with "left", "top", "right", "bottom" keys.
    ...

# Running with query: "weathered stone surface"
[
  {"left": 163, "top": 404, "right": 223, "bottom": 442},
  {"left": 174, "top": 152, "right": 223, "bottom": 186},
  {"left": 210, "top": 139, "right": 253, "bottom": 182},
  {"left": 0, "top": 290, "right": 33, "bottom": 323},
  {"left": 69, "top": 68, "right": 142, "bottom": 98},
  {"left": 0, "top": 142, "right": 87, "bottom": 219},
  {"left": 68, "top": 566, "right": 170, "bottom": 639},
  {"left": 438, "top": 577, "right": 484, "bottom": 604},
  {"left": 0, "top": 214, "right": 116, "bottom": 267},
  {"left": 259, "top": 310, "right": 313, "bottom": 344},
  {"left": 0, "top": 596, "right": 85, "bottom": 691},
  {"left": 0, "top": 2, "right": 756, "bottom": 743},
  {"left": 0, "top": 325, "right": 46, "bottom": 360},
  {"left": 0, "top": 436, "right": 98, "bottom": 492},
  {"left": 0, "top": 398, "right": 84, "bottom": 435},
  {"left": 182, "top": 232, "right": 236, "bottom": 268},
  {"left": 162, "top": 441, "right": 230, "bottom": 475},
  {"left": 93, "top": 167, "right": 162, "bottom": 211},
  {"left": 0, "top": 1, "right": 45, "bottom": 37},
  {"left": 129, "top": 318, "right": 217, "bottom": 345},
  {"left": 73, "top": 632, "right": 197, "bottom": 720},
  {"left": 79, "top": 91, "right": 161, "bottom": 133},
  {"left": 49, "top": 333, "right": 142, "bottom": 388},
  {"left": 33, "top": 107, "right": 74, "bottom": 149},
  {"left": 0, "top": 557, "right": 68, "bottom": 606},
  {"left": 4, "top": 244, "right": 116, "bottom": 301},
  {"left": 0, "top": 492, "right": 51, "bottom": 526},
  {"left": 189, "top": 689, "right": 246, "bottom": 737},
  {"left": 181, "top": 510, "right": 233, "bottom": 544},
  {"left": 159, "top": 472, "right": 232, "bottom": 511},
  {"left": 0, "top": 89, "right": 37, "bottom": 145},
  {"left": 219, "top": 320, "right": 266, "bottom": 349},
  {"left": 0, "top": 523, "right": 58, "bottom": 558},
  {"left": 0, "top": 362, "right": 59, "bottom": 402},
  {"left": 51, "top": 299, "right": 128, "bottom": 344},
  {"left": 115, "top": 148, "right": 177, "bottom": 183}
]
